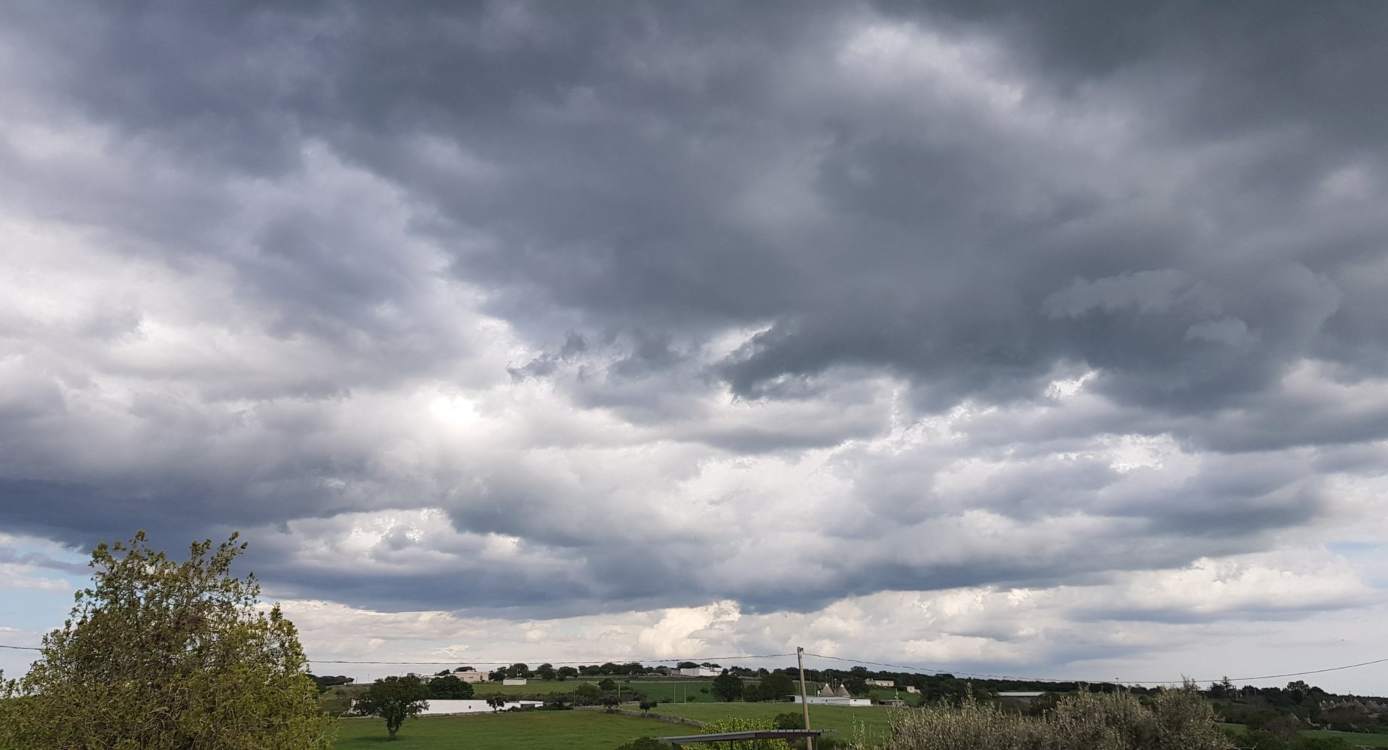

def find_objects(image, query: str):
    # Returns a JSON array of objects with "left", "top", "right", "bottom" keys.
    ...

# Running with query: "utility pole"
[{"left": 797, "top": 646, "right": 814, "bottom": 750}]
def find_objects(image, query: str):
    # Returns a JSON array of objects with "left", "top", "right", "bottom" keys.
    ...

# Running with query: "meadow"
[
  {"left": 333, "top": 711, "right": 665, "bottom": 749},
  {"left": 333, "top": 701, "right": 901, "bottom": 748},
  {"left": 471, "top": 678, "right": 720, "bottom": 703},
  {"left": 1299, "top": 729, "right": 1388, "bottom": 747},
  {"left": 1221, "top": 723, "right": 1388, "bottom": 748},
  {"left": 652, "top": 701, "right": 900, "bottom": 746}
]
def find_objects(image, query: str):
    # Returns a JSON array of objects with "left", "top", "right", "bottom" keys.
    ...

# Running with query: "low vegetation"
[
  {"left": 0, "top": 532, "right": 332, "bottom": 750},
  {"left": 879, "top": 689, "right": 1231, "bottom": 750}
]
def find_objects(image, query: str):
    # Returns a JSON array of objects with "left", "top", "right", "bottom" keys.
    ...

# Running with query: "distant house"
[
  {"left": 904, "top": 686, "right": 919, "bottom": 694},
  {"left": 998, "top": 691, "right": 1046, "bottom": 705},
  {"left": 794, "top": 695, "right": 872, "bottom": 707},
  {"left": 453, "top": 668, "right": 486, "bottom": 684},
  {"left": 678, "top": 666, "right": 720, "bottom": 678},
  {"left": 502, "top": 678, "right": 528, "bottom": 686},
  {"left": 866, "top": 679, "right": 895, "bottom": 688}
]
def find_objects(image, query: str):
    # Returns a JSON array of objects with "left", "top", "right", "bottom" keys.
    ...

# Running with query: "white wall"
[{"left": 368, "top": 699, "right": 544, "bottom": 716}]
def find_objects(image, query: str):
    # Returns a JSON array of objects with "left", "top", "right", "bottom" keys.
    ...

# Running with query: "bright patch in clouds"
[{"left": 3, "top": 1, "right": 1388, "bottom": 694}]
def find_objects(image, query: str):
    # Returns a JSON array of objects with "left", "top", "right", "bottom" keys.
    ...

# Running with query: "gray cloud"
[{"left": 1, "top": 0, "right": 1386, "bottom": 648}]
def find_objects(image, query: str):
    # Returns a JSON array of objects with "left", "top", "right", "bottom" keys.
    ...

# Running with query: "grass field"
[
  {"left": 1222, "top": 723, "right": 1388, "bottom": 748},
  {"left": 468, "top": 678, "right": 720, "bottom": 703},
  {"left": 652, "top": 701, "right": 900, "bottom": 746},
  {"left": 334, "top": 711, "right": 665, "bottom": 749},
  {"left": 1300, "top": 729, "right": 1388, "bottom": 747}
]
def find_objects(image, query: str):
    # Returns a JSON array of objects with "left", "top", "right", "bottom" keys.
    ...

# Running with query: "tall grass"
[{"left": 873, "top": 688, "right": 1232, "bottom": 750}]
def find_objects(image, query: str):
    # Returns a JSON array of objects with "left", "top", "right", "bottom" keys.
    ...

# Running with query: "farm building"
[
  {"left": 865, "top": 679, "right": 895, "bottom": 687},
  {"left": 502, "top": 678, "right": 528, "bottom": 686},
  {"left": 678, "top": 666, "right": 721, "bottom": 678},
  {"left": 793, "top": 695, "right": 873, "bottom": 707},
  {"left": 452, "top": 668, "right": 486, "bottom": 684}
]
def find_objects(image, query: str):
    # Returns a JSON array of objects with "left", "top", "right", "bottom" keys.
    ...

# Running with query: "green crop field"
[
  {"left": 1222, "top": 723, "right": 1388, "bottom": 748},
  {"left": 472, "top": 679, "right": 603, "bottom": 696},
  {"left": 333, "top": 711, "right": 665, "bottom": 749},
  {"left": 468, "top": 678, "right": 719, "bottom": 702},
  {"left": 1300, "top": 729, "right": 1388, "bottom": 747},
  {"left": 652, "top": 701, "right": 900, "bottom": 747}
]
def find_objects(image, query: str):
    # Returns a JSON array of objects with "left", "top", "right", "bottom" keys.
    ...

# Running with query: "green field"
[
  {"left": 334, "top": 711, "right": 665, "bottom": 749},
  {"left": 652, "top": 701, "right": 900, "bottom": 746},
  {"left": 468, "top": 678, "right": 719, "bottom": 703},
  {"left": 1299, "top": 729, "right": 1388, "bottom": 747},
  {"left": 1222, "top": 723, "right": 1388, "bottom": 748}
]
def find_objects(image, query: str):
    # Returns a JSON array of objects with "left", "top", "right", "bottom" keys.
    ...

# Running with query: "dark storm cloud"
[{"left": 1, "top": 0, "right": 1386, "bottom": 622}]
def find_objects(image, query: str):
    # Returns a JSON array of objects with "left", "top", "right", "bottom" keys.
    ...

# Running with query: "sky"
[{"left": 2, "top": 1, "right": 1387, "bottom": 693}]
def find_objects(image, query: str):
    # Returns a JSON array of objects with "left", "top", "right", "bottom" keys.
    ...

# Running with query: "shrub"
[{"left": 880, "top": 687, "right": 1232, "bottom": 750}]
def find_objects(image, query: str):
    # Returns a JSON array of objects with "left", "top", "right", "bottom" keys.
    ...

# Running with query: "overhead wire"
[{"left": 4, "top": 641, "right": 1385, "bottom": 686}]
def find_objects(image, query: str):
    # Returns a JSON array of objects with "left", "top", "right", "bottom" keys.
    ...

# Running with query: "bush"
[
  {"left": 701, "top": 717, "right": 791, "bottom": 749},
  {"left": 882, "top": 688, "right": 1232, "bottom": 750}
]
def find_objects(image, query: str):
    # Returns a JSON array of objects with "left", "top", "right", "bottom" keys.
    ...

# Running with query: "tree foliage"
[
  {"left": 0, "top": 532, "right": 331, "bottom": 750},
  {"left": 356, "top": 675, "right": 430, "bottom": 739},
  {"left": 427, "top": 674, "right": 475, "bottom": 699},
  {"left": 883, "top": 687, "right": 1231, "bottom": 750},
  {"left": 713, "top": 670, "right": 744, "bottom": 702},
  {"left": 700, "top": 717, "right": 790, "bottom": 749}
]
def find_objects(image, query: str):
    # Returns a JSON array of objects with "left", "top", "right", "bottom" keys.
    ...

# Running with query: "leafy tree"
[
  {"left": 558, "top": 666, "right": 579, "bottom": 680},
  {"left": 760, "top": 671, "right": 796, "bottom": 701},
  {"left": 536, "top": 662, "right": 557, "bottom": 681},
  {"left": 427, "top": 674, "right": 475, "bottom": 699},
  {"left": 599, "top": 677, "right": 619, "bottom": 691},
  {"left": 507, "top": 662, "right": 531, "bottom": 679},
  {"left": 0, "top": 532, "right": 331, "bottom": 750},
  {"left": 712, "top": 670, "right": 744, "bottom": 702},
  {"left": 309, "top": 674, "right": 355, "bottom": 692},
  {"left": 575, "top": 682, "right": 603, "bottom": 704},
  {"left": 486, "top": 696, "right": 508, "bottom": 712},
  {"left": 356, "top": 675, "right": 429, "bottom": 740}
]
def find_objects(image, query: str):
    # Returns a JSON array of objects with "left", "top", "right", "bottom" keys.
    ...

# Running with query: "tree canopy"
[
  {"left": 356, "top": 675, "right": 430, "bottom": 739},
  {"left": 0, "top": 531, "right": 332, "bottom": 750},
  {"left": 712, "top": 670, "right": 744, "bottom": 702}
]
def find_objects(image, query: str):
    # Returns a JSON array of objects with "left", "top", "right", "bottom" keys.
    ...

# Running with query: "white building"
[
  {"left": 792, "top": 696, "right": 873, "bottom": 707},
  {"left": 416, "top": 700, "right": 542, "bottom": 715},
  {"left": 678, "top": 666, "right": 720, "bottom": 678},
  {"left": 453, "top": 669, "right": 486, "bottom": 684},
  {"left": 502, "top": 678, "right": 528, "bottom": 686},
  {"left": 904, "top": 686, "right": 919, "bottom": 694},
  {"left": 866, "top": 679, "right": 895, "bottom": 688}
]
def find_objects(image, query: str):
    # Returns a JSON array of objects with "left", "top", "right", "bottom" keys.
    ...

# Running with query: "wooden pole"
[{"left": 797, "top": 646, "right": 814, "bottom": 750}]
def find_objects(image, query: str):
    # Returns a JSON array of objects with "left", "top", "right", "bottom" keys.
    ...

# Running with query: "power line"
[
  {"left": 5, "top": 641, "right": 1385, "bottom": 686},
  {"left": 303, "top": 652, "right": 795, "bottom": 666},
  {"left": 801, "top": 651, "right": 1388, "bottom": 687}
]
